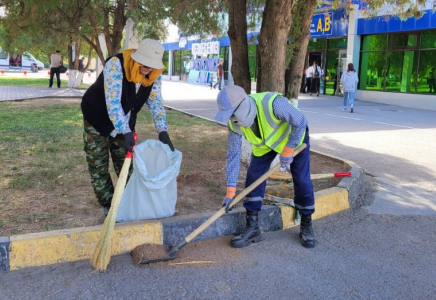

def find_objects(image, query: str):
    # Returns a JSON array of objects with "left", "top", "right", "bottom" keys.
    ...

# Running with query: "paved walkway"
[
  {"left": 0, "top": 80, "right": 219, "bottom": 102},
  {"left": 0, "top": 86, "right": 85, "bottom": 101}
]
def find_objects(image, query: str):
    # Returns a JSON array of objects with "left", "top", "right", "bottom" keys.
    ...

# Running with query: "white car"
[{"left": 0, "top": 48, "right": 45, "bottom": 72}]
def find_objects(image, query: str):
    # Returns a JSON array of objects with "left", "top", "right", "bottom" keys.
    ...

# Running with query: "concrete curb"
[
  {"left": 1, "top": 154, "right": 364, "bottom": 271},
  {"left": 311, "top": 149, "right": 365, "bottom": 205}
]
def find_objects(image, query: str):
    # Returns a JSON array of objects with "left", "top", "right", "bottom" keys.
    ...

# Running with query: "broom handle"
[
  {"left": 108, "top": 132, "right": 138, "bottom": 213},
  {"left": 183, "top": 143, "right": 307, "bottom": 244},
  {"left": 311, "top": 172, "right": 351, "bottom": 180},
  {"left": 270, "top": 171, "right": 352, "bottom": 181},
  {"left": 90, "top": 133, "right": 138, "bottom": 271},
  {"left": 125, "top": 133, "right": 138, "bottom": 159}
]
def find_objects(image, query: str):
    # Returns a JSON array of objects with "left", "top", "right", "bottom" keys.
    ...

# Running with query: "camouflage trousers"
[{"left": 83, "top": 119, "right": 132, "bottom": 208}]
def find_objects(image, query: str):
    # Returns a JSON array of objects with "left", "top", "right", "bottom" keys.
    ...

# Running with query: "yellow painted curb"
[
  {"left": 7, "top": 187, "right": 351, "bottom": 270},
  {"left": 280, "top": 205, "right": 297, "bottom": 230},
  {"left": 9, "top": 221, "right": 163, "bottom": 270},
  {"left": 280, "top": 187, "right": 349, "bottom": 229}
]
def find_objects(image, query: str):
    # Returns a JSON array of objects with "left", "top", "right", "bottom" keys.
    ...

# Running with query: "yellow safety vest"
[{"left": 228, "top": 92, "right": 305, "bottom": 156}]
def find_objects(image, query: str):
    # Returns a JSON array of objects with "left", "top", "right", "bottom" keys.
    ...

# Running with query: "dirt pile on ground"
[{"left": 131, "top": 236, "right": 243, "bottom": 268}]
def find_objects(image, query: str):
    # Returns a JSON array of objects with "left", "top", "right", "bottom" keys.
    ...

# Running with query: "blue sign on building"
[
  {"left": 310, "top": 9, "right": 348, "bottom": 39},
  {"left": 311, "top": 13, "right": 333, "bottom": 37}
]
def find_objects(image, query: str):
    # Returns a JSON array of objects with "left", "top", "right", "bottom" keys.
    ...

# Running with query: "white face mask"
[{"left": 230, "top": 97, "right": 257, "bottom": 128}]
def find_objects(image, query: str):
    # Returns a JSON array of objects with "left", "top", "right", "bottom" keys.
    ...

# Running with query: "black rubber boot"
[
  {"left": 300, "top": 214, "right": 316, "bottom": 248},
  {"left": 231, "top": 210, "right": 261, "bottom": 248},
  {"left": 103, "top": 204, "right": 111, "bottom": 217}
]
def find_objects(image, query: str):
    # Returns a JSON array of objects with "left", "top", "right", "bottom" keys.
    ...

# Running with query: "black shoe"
[
  {"left": 103, "top": 205, "right": 111, "bottom": 217},
  {"left": 231, "top": 210, "right": 261, "bottom": 248},
  {"left": 350, "top": 108, "right": 354, "bottom": 113},
  {"left": 299, "top": 214, "right": 316, "bottom": 248},
  {"left": 317, "top": 93, "right": 319, "bottom": 97},
  {"left": 310, "top": 93, "right": 312, "bottom": 96}
]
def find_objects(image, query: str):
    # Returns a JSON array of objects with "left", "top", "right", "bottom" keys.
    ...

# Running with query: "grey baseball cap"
[{"left": 215, "top": 85, "right": 248, "bottom": 123}]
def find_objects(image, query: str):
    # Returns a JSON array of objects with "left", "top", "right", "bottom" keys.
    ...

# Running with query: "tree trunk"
[
  {"left": 103, "top": 0, "right": 126, "bottom": 57},
  {"left": 285, "top": 0, "right": 317, "bottom": 103},
  {"left": 73, "top": 38, "right": 82, "bottom": 71},
  {"left": 66, "top": 38, "right": 84, "bottom": 88},
  {"left": 227, "top": 0, "right": 251, "bottom": 93},
  {"left": 257, "top": 0, "right": 294, "bottom": 94},
  {"left": 82, "top": 35, "right": 105, "bottom": 63},
  {"left": 68, "top": 70, "right": 84, "bottom": 88}
]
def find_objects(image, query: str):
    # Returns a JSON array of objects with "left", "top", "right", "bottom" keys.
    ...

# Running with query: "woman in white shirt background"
[
  {"left": 340, "top": 63, "right": 359, "bottom": 113},
  {"left": 308, "top": 61, "right": 322, "bottom": 96}
]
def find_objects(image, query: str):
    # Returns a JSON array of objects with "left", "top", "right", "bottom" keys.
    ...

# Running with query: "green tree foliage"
[{"left": 0, "top": 0, "right": 224, "bottom": 66}]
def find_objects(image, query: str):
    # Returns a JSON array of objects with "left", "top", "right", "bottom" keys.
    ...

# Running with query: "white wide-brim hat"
[{"left": 131, "top": 39, "right": 165, "bottom": 69}]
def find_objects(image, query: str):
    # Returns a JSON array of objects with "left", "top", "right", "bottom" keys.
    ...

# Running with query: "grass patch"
[{"left": 0, "top": 76, "right": 90, "bottom": 89}]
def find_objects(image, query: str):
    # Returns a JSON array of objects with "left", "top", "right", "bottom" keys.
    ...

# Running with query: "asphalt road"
[{"left": 1, "top": 81, "right": 436, "bottom": 299}]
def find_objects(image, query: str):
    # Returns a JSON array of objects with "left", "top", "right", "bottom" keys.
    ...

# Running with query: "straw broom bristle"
[
  {"left": 269, "top": 171, "right": 292, "bottom": 181},
  {"left": 90, "top": 157, "right": 132, "bottom": 271}
]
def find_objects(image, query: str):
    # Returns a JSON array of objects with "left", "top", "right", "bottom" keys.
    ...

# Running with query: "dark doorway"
[{"left": 308, "top": 52, "right": 322, "bottom": 66}]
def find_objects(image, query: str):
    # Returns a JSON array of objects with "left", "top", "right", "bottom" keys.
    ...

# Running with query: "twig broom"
[{"left": 90, "top": 133, "right": 137, "bottom": 271}]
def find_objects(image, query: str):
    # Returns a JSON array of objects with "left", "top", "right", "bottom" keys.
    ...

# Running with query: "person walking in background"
[
  {"left": 78, "top": 57, "right": 85, "bottom": 83},
  {"left": 81, "top": 38, "right": 175, "bottom": 217},
  {"left": 209, "top": 73, "right": 215, "bottom": 90},
  {"left": 308, "top": 61, "right": 322, "bottom": 96},
  {"left": 303, "top": 65, "right": 312, "bottom": 94},
  {"left": 213, "top": 60, "right": 224, "bottom": 90},
  {"left": 341, "top": 63, "right": 359, "bottom": 113},
  {"left": 78, "top": 56, "right": 85, "bottom": 72},
  {"left": 428, "top": 68, "right": 435, "bottom": 93},
  {"left": 49, "top": 50, "right": 62, "bottom": 88},
  {"left": 215, "top": 85, "right": 316, "bottom": 249}
]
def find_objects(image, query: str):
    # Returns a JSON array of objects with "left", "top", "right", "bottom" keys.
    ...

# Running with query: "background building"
[{"left": 162, "top": 3, "right": 436, "bottom": 111}]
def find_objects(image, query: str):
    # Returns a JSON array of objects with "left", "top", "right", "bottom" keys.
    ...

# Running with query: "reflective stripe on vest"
[{"left": 228, "top": 92, "right": 305, "bottom": 156}]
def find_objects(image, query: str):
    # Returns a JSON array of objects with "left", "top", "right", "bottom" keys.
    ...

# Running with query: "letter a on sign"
[{"left": 317, "top": 18, "right": 323, "bottom": 32}]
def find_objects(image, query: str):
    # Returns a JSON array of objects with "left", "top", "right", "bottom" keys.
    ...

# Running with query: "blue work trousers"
[{"left": 243, "top": 127, "right": 315, "bottom": 216}]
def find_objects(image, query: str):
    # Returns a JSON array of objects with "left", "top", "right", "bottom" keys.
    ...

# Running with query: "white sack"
[{"left": 116, "top": 139, "right": 182, "bottom": 222}]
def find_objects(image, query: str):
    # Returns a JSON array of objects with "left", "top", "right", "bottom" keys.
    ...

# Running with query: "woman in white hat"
[{"left": 81, "top": 38, "right": 174, "bottom": 216}]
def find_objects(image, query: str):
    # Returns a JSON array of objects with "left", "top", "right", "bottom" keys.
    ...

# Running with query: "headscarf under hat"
[{"left": 122, "top": 49, "right": 164, "bottom": 87}]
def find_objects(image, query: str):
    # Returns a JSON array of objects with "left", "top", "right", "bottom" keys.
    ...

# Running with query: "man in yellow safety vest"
[{"left": 215, "top": 85, "right": 316, "bottom": 248}]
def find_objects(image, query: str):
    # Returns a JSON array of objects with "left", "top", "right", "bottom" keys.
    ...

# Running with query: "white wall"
[
  {"left": 346, "top": 4, "right": 361, "bottom": 69},
  {"left": 356, "top": 90, "right": 436, "bottom": 111}
]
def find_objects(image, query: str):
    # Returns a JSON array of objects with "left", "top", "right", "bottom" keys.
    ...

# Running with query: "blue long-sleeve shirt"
[
  {"left": 103, "top": 57, "right": 168, "bottom": 137},
  {"left": 226, "top": 96, "right": 307, "bottom": 187}
]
